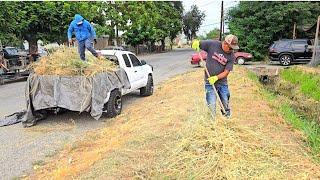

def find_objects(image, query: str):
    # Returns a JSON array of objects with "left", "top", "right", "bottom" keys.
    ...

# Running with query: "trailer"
[{"left": 0, "top": 41, "right": 30, "bottom": 85}]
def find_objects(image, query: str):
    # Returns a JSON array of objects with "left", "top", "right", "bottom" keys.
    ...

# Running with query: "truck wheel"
[
  {"left": 140, "top": 75, "right": 153, "bottom": 96},
  {"left": 104, "top": 89, "right": 122, "bottom": 118}
]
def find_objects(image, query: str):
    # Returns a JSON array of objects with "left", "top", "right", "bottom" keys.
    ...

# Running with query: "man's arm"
[
  {"left": 67, "top": 23, "right": 74, "bottom": 41},
  {"left": 192, "top": 40, "right": 214, "bottom": 52},
  {"left": 200, "top": 40, "right": 214, "bottom": 52},
  {"left": 217, "top": 69, "right": 230, "bottom": 79},
  {"left": 88, "top": 23, "right": 97, "bottom": 39}
]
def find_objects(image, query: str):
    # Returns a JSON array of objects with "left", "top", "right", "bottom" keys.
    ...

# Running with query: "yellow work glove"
[
  {"left": 191, "top": 39, "right": 200, "bottom": 52},
  {"left": 207, "top": 76, "right": 218, "bottom": 85}
]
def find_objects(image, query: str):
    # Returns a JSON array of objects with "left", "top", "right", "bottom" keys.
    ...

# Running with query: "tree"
[
  {"left": 228, "top": 2, "right": 320, "bottom": 60},
  {"left": 122, "top": 1, "right": 183, "bottom": 52},
  {"left": 206, "top": 28, "right": 220, "bottom": 40},
  {"left": 182, "top": 5, "right": 205, "bottom": 41},
  {"left": 0, "top": 2, "right": 105, "bottom": 56}
]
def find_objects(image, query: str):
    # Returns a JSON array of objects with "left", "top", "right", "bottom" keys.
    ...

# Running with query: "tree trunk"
[
  {"left": 151, "top": 41, "right": 155, "bottom": 52},
  {"left": 27, "top": 36, "right": 38, "bottom": 62},
  {"left": 161, "top": 39, "right": 165, "bottom": 52},
  {"left": 135, "top": 45, "right": 139, "bottom": 55},
  {"left": 309, "top": 16, "right": 320, "bottom": 67},
  {"left": 116, "top": 26, "right": 119, "bottom": 46}
]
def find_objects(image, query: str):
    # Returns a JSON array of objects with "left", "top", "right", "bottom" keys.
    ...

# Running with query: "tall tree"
[
  {"left": 122, "top": 1, "right": 183, "bottom": 52},
  {"left": 182, "top": 5, "right": 205, "bottom": 41}
]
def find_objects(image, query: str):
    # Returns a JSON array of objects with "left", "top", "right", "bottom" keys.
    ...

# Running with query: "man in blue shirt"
[{"left": 67, "top": 14, "right": 99, "bottom": 61}]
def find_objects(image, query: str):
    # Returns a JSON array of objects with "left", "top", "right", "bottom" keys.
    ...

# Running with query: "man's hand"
[
  {"left": 191, "top": 39, "right": 200, "bottom": 52},
  {"left": 68, "top": 39, "right": 72, "bottom": 46},
  {"left": 94, "top": 39, "right": 97, "bottom": 44},
  {"left": 207, "top": 76, "right": 218, "bottom": 85}
]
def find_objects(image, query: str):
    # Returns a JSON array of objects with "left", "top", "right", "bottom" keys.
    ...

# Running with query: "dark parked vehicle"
[{"left": 268, "top": 39, "right": 313, "bottom": 66}]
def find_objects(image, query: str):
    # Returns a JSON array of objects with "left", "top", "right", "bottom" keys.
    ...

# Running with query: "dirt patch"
[{"left": 26, "top": 67, "right": 320, "bottom": 179}]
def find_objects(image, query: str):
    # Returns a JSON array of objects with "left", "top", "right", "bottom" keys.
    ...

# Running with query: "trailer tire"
[{"left": 104, "top": 89, "right": 122, "bottom": 118}]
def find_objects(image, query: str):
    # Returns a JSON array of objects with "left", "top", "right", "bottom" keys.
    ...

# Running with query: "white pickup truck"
[{"left": 98, "top": 50, "right": 154, "bottom": 118}]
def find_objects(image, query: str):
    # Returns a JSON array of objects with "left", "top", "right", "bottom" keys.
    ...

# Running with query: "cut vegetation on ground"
[{"left": 26, "top": 67, "right": 320, "bottom": 179}]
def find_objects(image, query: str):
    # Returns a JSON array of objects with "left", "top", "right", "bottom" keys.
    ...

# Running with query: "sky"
[{"left": 183, "top": 0, "right": 239, "bottom": 36}]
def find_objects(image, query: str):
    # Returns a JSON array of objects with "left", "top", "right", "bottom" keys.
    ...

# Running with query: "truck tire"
[
  {"left": 140, "top": 75, "right": 153, "bottom": 96},
  {"left": 104, "top": 89, "right": 122, "bottom": 118}
]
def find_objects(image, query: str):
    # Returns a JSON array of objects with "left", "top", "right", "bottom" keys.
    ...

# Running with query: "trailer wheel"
[{"left": 104, "top": 89, "right": 122, "bottom": 118}]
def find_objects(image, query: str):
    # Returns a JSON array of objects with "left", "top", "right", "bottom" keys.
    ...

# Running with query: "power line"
[
  {"left": 200, "top": 22, "right": 220, "bottom": 27},
  {"left": 198, "top": 1, "right": 216, "bottom": 7}
]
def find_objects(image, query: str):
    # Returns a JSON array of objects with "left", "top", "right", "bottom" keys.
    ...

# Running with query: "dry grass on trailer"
[{"left": 30, "top": 47, "right": 117, "bottom": 77}]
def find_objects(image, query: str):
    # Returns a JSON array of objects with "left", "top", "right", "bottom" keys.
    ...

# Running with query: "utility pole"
[
  {"left": 219, "top": 1, "right": 224, "bottom": 41},
  {"left": 310, "top": 16, "right": 320, "bottom": 67}
]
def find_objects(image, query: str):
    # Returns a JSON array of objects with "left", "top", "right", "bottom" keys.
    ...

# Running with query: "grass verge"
[
  {"left": 280, "top": 67, "right": 320, "bottom": 101},
  {"left": 248, "top": 70, "right": 320, "bottom": 160},
  {"left": 26, "top": 67, "right": 320, "bottom": 179}
]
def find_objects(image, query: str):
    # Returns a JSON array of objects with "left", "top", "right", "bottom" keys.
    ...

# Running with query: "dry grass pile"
[
  {"left": 153, "top": 105, "right": 319, "bottom": 179},
  {"left": 31, "top": 47, "right": 117, "bottom": 76}
]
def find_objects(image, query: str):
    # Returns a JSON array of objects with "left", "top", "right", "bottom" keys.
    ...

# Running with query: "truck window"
[
  {"left": 104, "top": 55, "right": 119, "bottom": 65},
  {"left": 129, "top": 54, "right": 141, "bottom": 67},
  {"left": 122, "top": 54, "right": 131, "bottom": 67}
]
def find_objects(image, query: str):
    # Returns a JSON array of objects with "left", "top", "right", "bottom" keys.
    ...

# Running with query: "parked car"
[
  {"left": 2, "top": 47, "right": 28, "bottom": 67},
  {"left": 268, "top": 39, "right": 313, "bottom": 66},
  {"left": 190, "top": 50, "right": 253, "bottom": 65}
]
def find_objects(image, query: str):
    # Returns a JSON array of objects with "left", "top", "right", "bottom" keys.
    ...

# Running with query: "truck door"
[
  {"left": 121, "top": 53, "right": 139, "bottom": 91},
  {"left": 128, "top": 53, "right": 145, "bottom": 88}
]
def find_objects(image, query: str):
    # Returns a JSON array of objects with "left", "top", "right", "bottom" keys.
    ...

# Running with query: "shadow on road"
[{"left": 30, "top": 91, "right": 143, "bottom": 128}]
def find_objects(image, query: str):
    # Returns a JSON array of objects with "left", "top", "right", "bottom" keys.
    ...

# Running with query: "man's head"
[
  {"left": 222, "top": 34, "right": 239, "bottom": 53},
  {"left": 74, "top": 14, "right": 84, "bottom": 25}
]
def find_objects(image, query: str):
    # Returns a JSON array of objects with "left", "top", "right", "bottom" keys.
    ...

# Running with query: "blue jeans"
[
  {"left": 78, "top": 39, "right": 98, "bottom": 61},
  {"left": 205, "top": 82, "right": 231, "bottom": 117}
]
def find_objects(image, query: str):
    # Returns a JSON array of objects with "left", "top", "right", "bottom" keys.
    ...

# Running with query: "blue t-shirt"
[{"left": 200, "top": 40, "right": 235, "bottom": 85}]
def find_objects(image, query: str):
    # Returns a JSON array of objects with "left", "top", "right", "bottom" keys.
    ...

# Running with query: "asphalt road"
[{"left": 0, "top": 48, "right": 196, "bottom": 179}]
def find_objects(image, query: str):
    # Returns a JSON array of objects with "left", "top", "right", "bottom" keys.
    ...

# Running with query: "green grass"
[
  {"left": 247, "top": 71, "right": 259, "bottom": 82},
  {"left": 247, "top": 71, "right": 320, "bottom": 159},
  {"left": 280, "top": 103, "right": 320, "bottom": 156},
  {"left": 280, "top": 68, "right": 320, "bottom": 101}
]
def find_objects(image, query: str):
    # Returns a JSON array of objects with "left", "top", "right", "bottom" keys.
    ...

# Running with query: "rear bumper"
[
  {"left": 190, "top": 59, "right": 200, "bottom": 65},
  {"left": 269, "top": 56, "right": 279, "bottom": 61}
]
